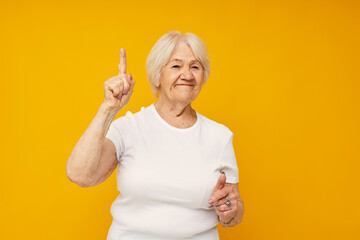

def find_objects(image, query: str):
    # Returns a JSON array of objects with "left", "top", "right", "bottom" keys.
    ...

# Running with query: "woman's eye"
[
  {"left": 192, "top": 66, "right": 199, "bottom": 69},
  {"left": 172, "top": 65, "right": 180, "bottom": 68}
]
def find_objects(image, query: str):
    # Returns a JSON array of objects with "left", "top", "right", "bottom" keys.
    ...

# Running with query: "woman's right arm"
[{"left": 66, "top": 48, "right": 135, "bottom": 187}]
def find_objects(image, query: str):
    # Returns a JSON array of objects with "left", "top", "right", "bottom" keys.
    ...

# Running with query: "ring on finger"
[{"left": 225, "top": 196, "right": 231, "bottom": 206}]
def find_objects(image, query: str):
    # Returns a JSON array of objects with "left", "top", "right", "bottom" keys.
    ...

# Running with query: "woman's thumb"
[{"left": 215, "top": 172, "right": 226, "bottom": 190}]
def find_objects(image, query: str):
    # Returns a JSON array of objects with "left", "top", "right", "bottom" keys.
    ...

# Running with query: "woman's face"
[{"left": 158, "top": 40, "right": 204, "bottom": 104}]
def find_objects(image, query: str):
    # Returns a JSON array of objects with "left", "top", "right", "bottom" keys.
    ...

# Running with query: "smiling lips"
[{"left": 176, "top": 84, "right": 194, "bottom": 86}]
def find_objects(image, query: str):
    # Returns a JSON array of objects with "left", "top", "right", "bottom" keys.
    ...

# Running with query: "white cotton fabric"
[{"left": 105, "top": 103, "right": 239, "bottom": 240}]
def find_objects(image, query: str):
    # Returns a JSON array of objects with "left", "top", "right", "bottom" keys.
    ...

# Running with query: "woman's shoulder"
[
  {"left": 197, "top": 111, "right": 233, "bottom": 137},
  {"left": 111, "top": 104, "right": 152, "bottom": 126}
]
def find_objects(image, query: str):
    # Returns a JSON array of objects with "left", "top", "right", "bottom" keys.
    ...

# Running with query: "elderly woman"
[{"left": 66, "top": 31, "right": 244, "bottom": 239}]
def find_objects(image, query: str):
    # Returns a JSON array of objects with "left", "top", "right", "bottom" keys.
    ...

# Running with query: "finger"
[
  {"left": 118, "top": 48, "right": 127, "bottom": 76},
  {"left": 126, "top": 74, "right": 135, "bottom": 94},
  {"left": 215, "top": 197, "right": 228, "bottom": 207},
  {"left": 215, "top": 172, "right": 226, "bottom": 191},
  {"left": 208, "top": 172, "right": 227, "bottom": 204},
  {"left": 215, "top": 203, "right": 233, "bottom": 212},
  {"left": 127, "top": 74, "right": 135, "bottom": 95},
  {"left": 129, "top": 73, "right": 135, "bottom": 86},
  {"left": 214, "top": 197, "right": 236, "bottom": 210},
  {"left": 219, "top": 209, "right": 236, "bottom": 218},
  {"left": 111, "top": 77, "right": 125, "bottom": 97},
  {"left": 122, "top": 75, "right": 130, "bottom": 95},
  {"left": 214, "top": 191, "right": 238, "bottom": 208},
  {"left": 217, "top": 209, "right": 237, "bottom": 223},
  {"left": 214, "top": 193, "right": 236, "bottom": 207},
  {"left": 109, "top": 82, "right": 122, "bottom": 99},
  {"left": 209, "top": 187, "right": 232, "bottom": 204}
]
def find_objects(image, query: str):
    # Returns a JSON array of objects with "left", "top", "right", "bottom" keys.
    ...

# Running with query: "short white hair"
[{"left": 146, "top": 31, "right": 210, "bottom": 98}]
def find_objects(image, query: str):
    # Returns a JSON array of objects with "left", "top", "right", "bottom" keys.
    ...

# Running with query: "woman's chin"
[{"left": 173, "top": 93, "right": 198, "bottom": 103}]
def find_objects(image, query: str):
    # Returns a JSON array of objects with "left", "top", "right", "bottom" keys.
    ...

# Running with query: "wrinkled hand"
[
  {"left": 208, "top": 172, "right": 238, "bottom": 224},
  {"left": 103, "top": 48, "right": 135, "bottom": 112}
]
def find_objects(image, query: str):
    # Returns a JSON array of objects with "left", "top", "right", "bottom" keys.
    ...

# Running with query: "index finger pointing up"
[{"left": 118, "top": 48, "right": 127, "bottom": 75}]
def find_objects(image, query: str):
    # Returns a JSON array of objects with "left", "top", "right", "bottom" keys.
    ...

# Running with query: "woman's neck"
[{"left": 154, "top": 95, "right": 197, "bottom": 128}]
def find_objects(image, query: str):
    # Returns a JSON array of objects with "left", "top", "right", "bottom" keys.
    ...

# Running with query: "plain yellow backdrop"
[{"left": 1, "top": 0, "right": 359, "bottom": 239}]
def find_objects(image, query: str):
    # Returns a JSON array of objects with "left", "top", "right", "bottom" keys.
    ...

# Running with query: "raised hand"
[
  {"left": 208, "top": 172, "right": 239, "bottom": 224},
  {"left": 103, "top": 48, "right": 135, "bottom": 112}
]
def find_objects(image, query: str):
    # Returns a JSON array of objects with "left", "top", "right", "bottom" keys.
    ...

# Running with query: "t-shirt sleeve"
[
  {"left": 105, "top": 118, "right": 126, "bottom": 163},
  {"left": 220, "top": 132, "right": 239, "bottom": 184}
]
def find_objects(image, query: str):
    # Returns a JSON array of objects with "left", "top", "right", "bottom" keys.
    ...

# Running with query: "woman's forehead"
[{"left": 167, "top": 41, "right": 200, "bottom": 64}]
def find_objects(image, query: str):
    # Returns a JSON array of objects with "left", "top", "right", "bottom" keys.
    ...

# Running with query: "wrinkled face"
[{"left": 158, "top": 40, "right": 204, "bottom": 104}]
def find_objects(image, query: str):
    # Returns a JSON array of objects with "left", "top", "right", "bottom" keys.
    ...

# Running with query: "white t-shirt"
[{"left": 105, "top": 103, "right": 239, "bottom": 240}]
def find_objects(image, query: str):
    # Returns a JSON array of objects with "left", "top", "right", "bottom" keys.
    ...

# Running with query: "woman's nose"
[{"left": 180, "top": 67, "right": 195, "bottom": 80}]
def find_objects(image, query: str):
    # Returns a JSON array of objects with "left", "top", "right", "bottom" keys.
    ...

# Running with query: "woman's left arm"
[{"left": 208, "top": 173, "right": 245, "bottom": 228}]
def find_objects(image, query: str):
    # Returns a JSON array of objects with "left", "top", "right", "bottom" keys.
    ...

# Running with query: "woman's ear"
[
  {"left": 155, "top": 73, "right": 161, "bottom": 88},
  {"left": 156, "top": 82, "right": 161, "bottom": 98},
  {"left": 154, "top": 75, "right": 161, "bottom": 98}
]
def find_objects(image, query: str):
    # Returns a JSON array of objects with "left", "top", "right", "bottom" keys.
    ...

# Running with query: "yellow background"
[{"left": 1, "top": 0, "right": 359, "bottom": 239}]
